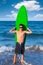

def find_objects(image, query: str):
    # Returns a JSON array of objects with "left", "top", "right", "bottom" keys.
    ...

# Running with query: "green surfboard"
[{"left": 15, "top": 5, "right": 28, "bottom": 42}]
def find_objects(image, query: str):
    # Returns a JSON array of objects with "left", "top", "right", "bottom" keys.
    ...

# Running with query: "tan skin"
[{"left": 9, "top": 25, "right": 32, "bottom": 63}]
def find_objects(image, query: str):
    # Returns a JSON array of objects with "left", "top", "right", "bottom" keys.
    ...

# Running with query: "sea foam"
[{"left": 0, "top": 45, "right": 43, "bottom": 53}]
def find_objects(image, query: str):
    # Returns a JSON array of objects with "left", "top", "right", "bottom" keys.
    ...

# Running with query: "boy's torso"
[{"left": 16, "top": 30, "right": 25, "bottom": 44}]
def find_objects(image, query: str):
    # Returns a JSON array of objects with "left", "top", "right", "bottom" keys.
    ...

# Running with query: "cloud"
[
  {"left": 6, "top": 11, "right": 17, "bottom": 20},
  {"left": 12, "top": 0, "right": 43, "bottom": 11},
  {"left": 0, "top": 17, "right": 13, "bottom": 21},
  {"left": 34, "top": 14, "right": 43, "bottom": 20}
]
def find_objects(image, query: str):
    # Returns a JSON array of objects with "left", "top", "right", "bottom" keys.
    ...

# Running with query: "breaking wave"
[{"left": 0, "top": 45, "right": 43, "bottom": 53}]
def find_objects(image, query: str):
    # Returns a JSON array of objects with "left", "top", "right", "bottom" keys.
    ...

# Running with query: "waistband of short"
[{"left": 16, "top": 42, "right": 24, "bottom": 44}]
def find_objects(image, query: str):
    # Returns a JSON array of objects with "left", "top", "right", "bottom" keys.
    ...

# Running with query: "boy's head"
[
  {"left": 20, "top": 24, "right": 23, "bottom": 28},
  {"left": 19, "top": 24, "right": 26, "bottom": 31},
  {"left": 19, "top": 24, "right": 23, "bottom": 30}
]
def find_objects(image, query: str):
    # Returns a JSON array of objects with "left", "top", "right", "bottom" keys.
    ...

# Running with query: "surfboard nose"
[
  {"left": 15, "top": 5, "right": 28, "bottom": 41},
  {"left": 16, "top": 5, "right": 28, "bottom": 30}
]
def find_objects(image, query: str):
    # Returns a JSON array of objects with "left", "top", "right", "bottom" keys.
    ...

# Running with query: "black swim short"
[{"left": 15, "top": 42, "right": 25, "bottom": 54}]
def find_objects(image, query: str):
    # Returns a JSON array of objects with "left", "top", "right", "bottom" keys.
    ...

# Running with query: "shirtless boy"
[{"left": 9, "top": 24, "right": 32, "bottom": 64}]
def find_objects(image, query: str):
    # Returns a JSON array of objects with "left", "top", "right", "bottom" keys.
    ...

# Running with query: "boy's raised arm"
[
  {"left": 9, "top": 27, "right": 16, "bottom": 33},
  {"left": 25, "top": 28, "right": 32, "bottom": 34}
]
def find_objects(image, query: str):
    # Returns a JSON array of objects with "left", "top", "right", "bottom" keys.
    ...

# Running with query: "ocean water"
[
  {"left": 0, "top": 21, "right": 43, "bottom": 65},
  {"left": 0, "top": 21, "right": 43, "bottom": 46}
]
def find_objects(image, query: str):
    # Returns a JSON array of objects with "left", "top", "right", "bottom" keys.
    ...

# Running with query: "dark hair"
[
  {"left": 19, "top": 24, "right": 26, "bottom": 31},
  {"left": 19, "top": 24, "right": 23, "bottom": 26}
]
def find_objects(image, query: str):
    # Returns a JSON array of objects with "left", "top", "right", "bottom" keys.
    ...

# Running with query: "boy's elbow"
[
  {"left": 9, "top": 30, "right": 11, "bottom": 33},
  {"left": 29, "top": 31, "right": 32, "bottom": 34},
  {"left": 31, "top": 31, "right": 32, "bottom": 33},
  {"left": 9, "top": 30, "right": 13, "bottom": 33}
]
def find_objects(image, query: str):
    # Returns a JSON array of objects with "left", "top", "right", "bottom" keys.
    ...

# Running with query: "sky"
[{"left": 0, "top": 0, "right": 43, "bottom": 21}]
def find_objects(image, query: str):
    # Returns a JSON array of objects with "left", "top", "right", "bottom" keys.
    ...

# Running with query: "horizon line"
[{"left": 0, "top": 20, "right": 43, "bottom": 21}]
